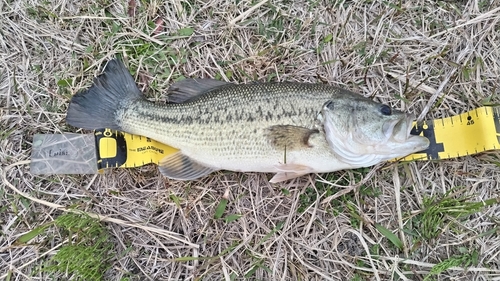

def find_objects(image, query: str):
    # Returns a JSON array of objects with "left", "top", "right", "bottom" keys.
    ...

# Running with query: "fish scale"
[{"left": 118, "top": 83, "right": 336, "bottom": 159}]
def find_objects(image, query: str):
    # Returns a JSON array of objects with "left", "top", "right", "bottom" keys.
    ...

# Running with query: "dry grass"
[{"left": 1, "top": 0, "right": 500, "bottom": 280}]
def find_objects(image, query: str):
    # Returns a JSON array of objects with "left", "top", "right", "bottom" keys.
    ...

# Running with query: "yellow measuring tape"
[
  {"left": 400, "top": 106, "right": 500, "bottom": 161},
  {"left": 94, "top": 106, "right": 500, "bottom": 169}
]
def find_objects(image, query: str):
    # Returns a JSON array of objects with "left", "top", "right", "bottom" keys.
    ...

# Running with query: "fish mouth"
[
  {"left": 394, "top": 114, "right": 415, "bottom": 142},
  {"left": 384, "top": 113, "right": 430, "bottom": 150}
]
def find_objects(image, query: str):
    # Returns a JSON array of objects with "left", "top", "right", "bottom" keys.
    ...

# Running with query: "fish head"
[{"left": 321, "top": 97, "right": 430, "bottom": 167}]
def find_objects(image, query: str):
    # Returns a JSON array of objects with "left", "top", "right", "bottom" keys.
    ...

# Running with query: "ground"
[{"left": 1, "top": 0, "right": 500, "bottom": 280}]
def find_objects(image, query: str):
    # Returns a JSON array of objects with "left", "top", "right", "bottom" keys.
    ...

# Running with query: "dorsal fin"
[{"left": 167, "top": 78, "right": 232, "bottom": 103}]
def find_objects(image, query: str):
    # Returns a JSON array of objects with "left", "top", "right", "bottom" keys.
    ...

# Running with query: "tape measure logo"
[{"left": 94, "top": 129, "right": 127, "bottom": 168}]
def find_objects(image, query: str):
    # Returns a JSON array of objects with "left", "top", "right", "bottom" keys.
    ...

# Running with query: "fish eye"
[
  {"left": 325, "top": 100, "right": 334, "bottom": 110},
  {"left": 380, "top": 105, "right": 392, "bottom": 116}
]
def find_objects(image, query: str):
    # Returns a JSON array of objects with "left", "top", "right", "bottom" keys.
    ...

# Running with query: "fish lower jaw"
[
  {"left": 329, "top": 141, "right": 430, "bottom": 167},
  {"left": 397, "top": 135, "right": 431, "bottom": 153}
]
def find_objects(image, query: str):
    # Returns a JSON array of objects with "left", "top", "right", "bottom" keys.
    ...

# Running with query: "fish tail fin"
[{"left": 66, "top": 59, "right": 142, "bottom": 130}]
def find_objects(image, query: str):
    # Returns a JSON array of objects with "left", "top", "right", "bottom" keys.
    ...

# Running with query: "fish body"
[
  {"left": 66, "top": 59, "right": 429, "bottom": 182},
  {"left": 122, "top": 83, "right": 360, "bottom": 175}
]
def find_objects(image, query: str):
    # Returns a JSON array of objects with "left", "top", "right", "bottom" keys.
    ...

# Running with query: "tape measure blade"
[
  {"left": 395, "top": 107, "right": 500, "bottom": 162},
  {"left": 432, "top": 107, "right": 500, "bottom": 160}
]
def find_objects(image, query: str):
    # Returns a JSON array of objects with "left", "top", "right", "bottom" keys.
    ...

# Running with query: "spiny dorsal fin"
[
  {"left": 266, "top": 125, "right": 319, "bottom": 151},
  {"left": 159, "top": 151, "right": 216, "bottom": 180},
  {"left": 167, "top": 78, "right": 232, "bottom": 103}
]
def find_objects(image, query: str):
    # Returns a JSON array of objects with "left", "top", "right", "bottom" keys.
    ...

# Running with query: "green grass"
[
  {"left": 407, "top": 187, "right": 498, "bottom": 242},
  {"left": 424, "top": 247, "right": 479, "bottom": 281},
  {"left": 40, "top": 213, "right": 114, "bottom": 281}
]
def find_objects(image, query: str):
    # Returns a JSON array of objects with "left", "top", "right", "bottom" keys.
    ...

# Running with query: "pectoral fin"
[
  {"left": 159, "top": 152, "right": 216, "bottom": 180},
  {"left": 266, "top": 125, "right": 319, "bottom": 151},
  {"left": 270, "top": 163, "right": 314, "bottom": 183}
]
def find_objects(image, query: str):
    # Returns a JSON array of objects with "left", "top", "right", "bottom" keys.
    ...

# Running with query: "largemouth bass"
[{"left": 66, "top": 59, "right": 429, "bottom": 182}]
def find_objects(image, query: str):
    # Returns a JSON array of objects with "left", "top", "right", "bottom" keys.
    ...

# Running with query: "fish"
[{"left": 66, "top": 59, "right": 429, "bottom": 182}]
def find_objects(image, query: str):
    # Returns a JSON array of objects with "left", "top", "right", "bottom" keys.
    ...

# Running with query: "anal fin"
[{"left": 159, "top": 151, "right": 216, "bottom": 180}]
